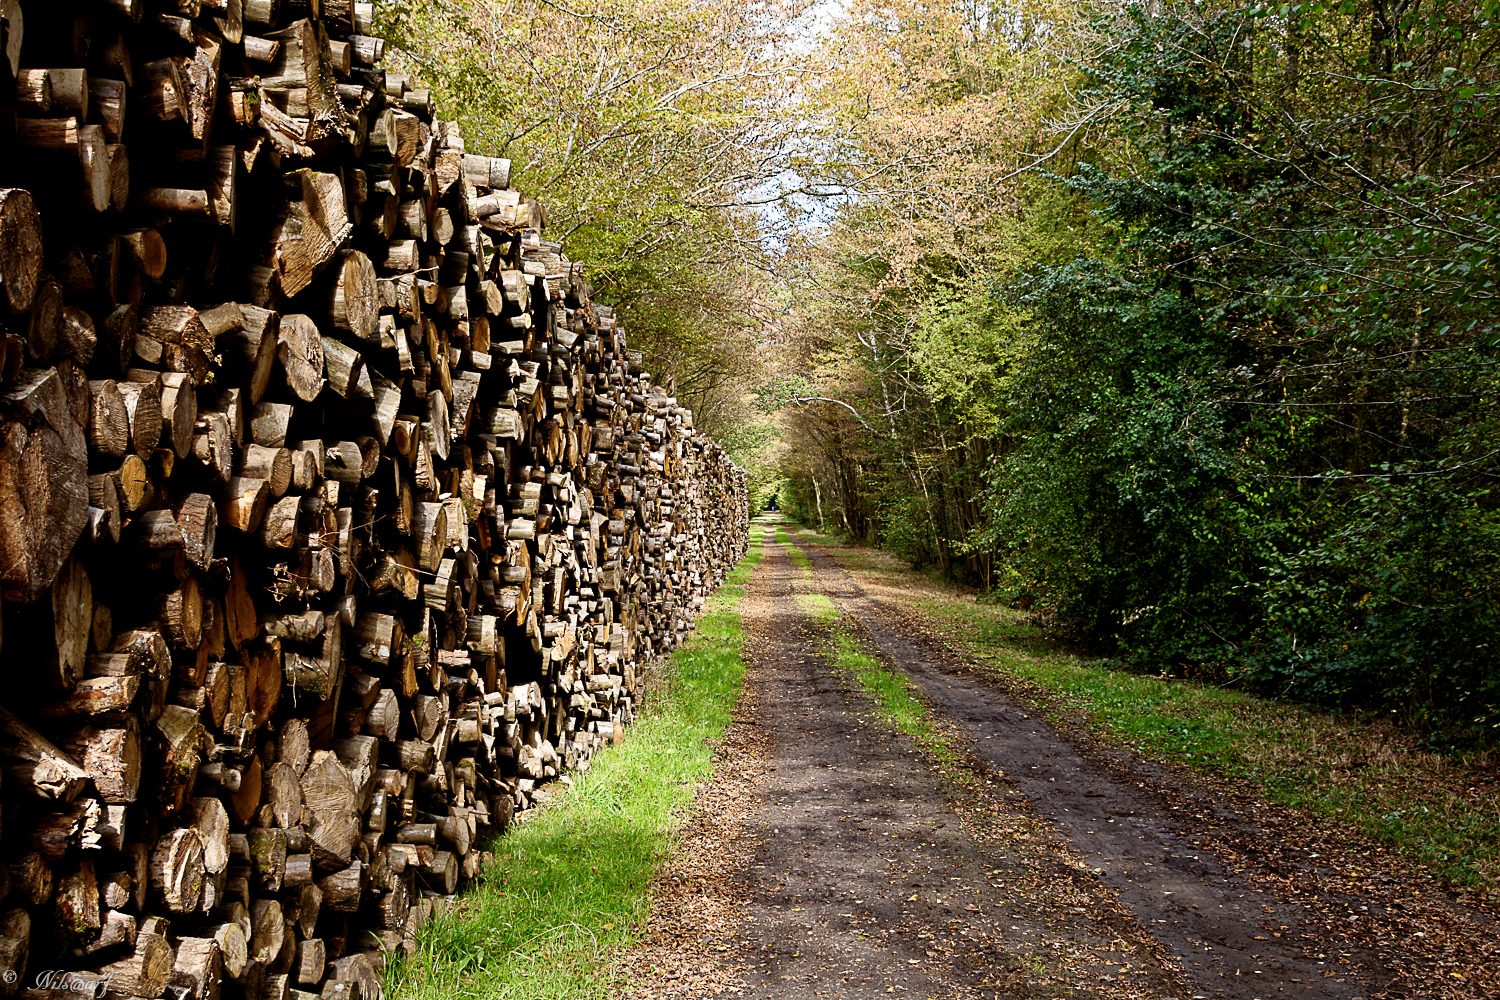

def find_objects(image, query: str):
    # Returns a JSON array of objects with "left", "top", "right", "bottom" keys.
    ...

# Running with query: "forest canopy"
[{"left": 389, "top": 0, "right": 1500, "bottom": 738}]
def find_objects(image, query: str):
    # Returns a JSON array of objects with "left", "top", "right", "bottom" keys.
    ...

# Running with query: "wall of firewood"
[{"left": 0, "top": 0, "right": 751, "bottom": 993}]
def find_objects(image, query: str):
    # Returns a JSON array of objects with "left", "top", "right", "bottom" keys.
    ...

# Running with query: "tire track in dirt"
[
  {"left": 628, "top": 526, "right": 1188, "bottom": 999},
  {"left": 789, "top": 530, "right": 1499, "bottom": 1000}
]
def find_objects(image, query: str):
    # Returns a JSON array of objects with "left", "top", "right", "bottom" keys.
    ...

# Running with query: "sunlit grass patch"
[
  {"left": 789, "top": 576, "right": 953, "bottom": 762},
  {"left": 784, "top": 528, "right": 953, "bottom": 762},
  {"left": 796, "top": 526, "right": 844, "bottom": 548},
  {"left": 776, "top": 525, "right": 811, "bottom": 569},
  {"left": 796, "top": 592, "right": 836, "bottom": 623},
  {"left": 388, "top": 529, "right": 765, "bottom": 1000},
  {"left": 828, "top": 621, "right": 952, "bottom": 764}
]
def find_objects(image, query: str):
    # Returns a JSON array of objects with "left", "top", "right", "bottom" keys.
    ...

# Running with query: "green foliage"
[
  {"left": 718, "top": 419, "right": 786, "bottom": 516},
  {"left": 908, "top": 286, "right": 1025, "bottom": 438},
  {"left": 783, "top": 0, "right": 1500, "bottom": 736},
  {"left": 979, "top": 0, "right": 1500, "bottom": 735}
]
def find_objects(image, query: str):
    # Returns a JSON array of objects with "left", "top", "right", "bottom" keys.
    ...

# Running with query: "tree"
[
  {"left": 983, "top": 0, "right": 1500, "bottom": 732},
  {"left": 766, "top": 0, "right": 1088, "bottom": 574},
  {"left": 776, "top": 0, "right": 1500, "bottom": 734}
]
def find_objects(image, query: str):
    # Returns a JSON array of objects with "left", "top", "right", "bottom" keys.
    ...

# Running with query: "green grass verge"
[
  {"left": 793, "top": 531, "right": 1500, "bottom": 897},
  {"left": 930, "top": 600, "right": 1500, "bottom": 891},
  {"left": 388, "top": 527, "right": 766, "bottom": 1000}
]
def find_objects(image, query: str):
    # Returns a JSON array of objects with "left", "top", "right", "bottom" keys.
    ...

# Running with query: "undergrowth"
[{"left": 388, "top": 525, "right": 766, "bottom": 1000}]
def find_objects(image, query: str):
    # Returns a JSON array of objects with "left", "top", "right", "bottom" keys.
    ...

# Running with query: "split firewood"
[
  {"left": 0, "top": 705, "right": 90, "bottom": 800},
  {"left": 170, "top": 936, "right": 222, "bottom": 1000},
  {"left": 150, "top": 827, "right": 206, "bottom": 914},
  {"left": 0, "top": 1, "right": 750, "bottom": 989},
  {"left": 0, "top": 368, "right": 89, "bottom": 603},
  {"left": 301, "top": 751, "right": 360, "bottom": 870}
]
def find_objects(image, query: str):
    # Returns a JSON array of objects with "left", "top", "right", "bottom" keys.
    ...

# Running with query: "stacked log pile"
[{"left": 0, "top": 0, "right": 749, "bottom": 990}]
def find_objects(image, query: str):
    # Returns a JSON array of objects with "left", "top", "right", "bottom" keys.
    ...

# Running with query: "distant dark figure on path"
[{"left": 767, "top": 493, "right": 779, "bottom": 511}]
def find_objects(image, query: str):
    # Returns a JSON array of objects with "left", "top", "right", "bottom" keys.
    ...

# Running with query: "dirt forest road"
[{"left": 625, "top": 523, "right": 1499, "bottom": 1000}]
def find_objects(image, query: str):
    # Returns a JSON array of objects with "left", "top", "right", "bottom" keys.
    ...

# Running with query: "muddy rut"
[{"left": 625, "top": 525, "right": 1497, "bottom": 1000}]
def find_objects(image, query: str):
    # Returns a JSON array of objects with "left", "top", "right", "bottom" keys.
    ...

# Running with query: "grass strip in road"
[
  {"left": 776, "top": 524, "right": 809, "bottom": 571},
  {"left": 831, "top": 625, "right": 948, "bottom": 761},
  {"left": 389, "top": 527, "right": 766, "bottom": 1000},
  {"left": 796, "top": 591, "right": 953, "bottom": 764},
  {"left": 786, "top": 526, "right": 1500, "bottom": 897}
]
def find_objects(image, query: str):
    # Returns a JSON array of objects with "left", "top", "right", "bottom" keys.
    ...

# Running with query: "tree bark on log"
[
  {"left": 0, "top": 190, "right": 43, "bottom": 313},
  {"left": 56, "top": 718, "right": 140, "bottom": 803},
  {"left": 0, "top": 705, "right": 89, "bottom": 801}
]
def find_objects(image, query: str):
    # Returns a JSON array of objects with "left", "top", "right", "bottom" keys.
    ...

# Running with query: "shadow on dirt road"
[{"left": 625, "top": 524, "right": 1497, "bottom": 1000}]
